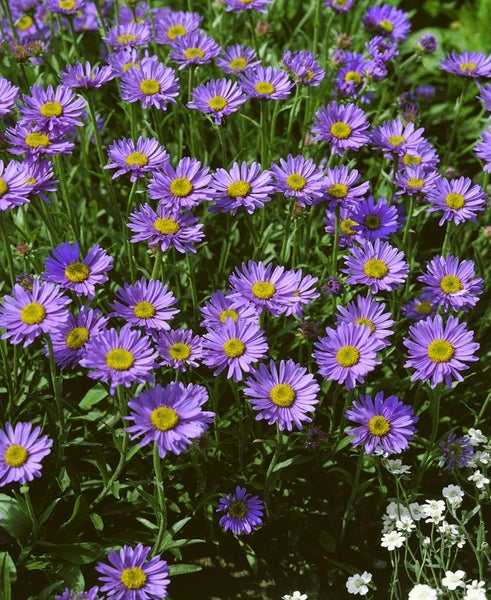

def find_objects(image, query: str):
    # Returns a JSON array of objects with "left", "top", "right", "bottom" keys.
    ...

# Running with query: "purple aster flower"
[
  {"left": 282, "top": 49, "right": 325, "bottom": 87},
  {"left": 48, "top": 305, "right": 109, "bottom": 369},
  {"left": 0, "top": 159, "right": 32, "bottom": 210},
  {"left": 439, "top": 433, "right": 475, "bottom": 471},
  {"left": 125, "top": 382, "right": 213, "bottom": 457},
  {"left": 477, "top": 83, "right": 491, "bottom": 111},
  {"left": 154, "top": 328, "right": 203, "bottom": 371},
  {"left": 335, "top": 53, "right": 367, "bottom": 99},
  {"left": 426, "top": 176, "right": 487, "bottom": 225},
  {"left": 370, "top": 118, "right": 426, "bottom": 159},
  {"left": 42, "top": 241, "right": 113, "bottom": 298},
  {"left": 79, "top": 324, "right": 158, "bottom": 394},
  {"left": 418, "top": 254, "right": 483, "bottom": 312},
  {"left": 475, "top": 125, "right": 491, "bottom": 172},
  {"left": 217, "top": 486, "right": 264, "bottom": 535},
  {"left": 109, "top": 277, "right": 179, "bottom": 333},
  {"left": 322, "top": 276, "right": 342, "bottom": 296},
  {"left": 282, "top": 268, "right": 320, "bottom": 318},
  {"left": 227, "top": 260, "right": 299, "bottom": 317},
  {"left": 399, "top": 138, "right": 440, "bottom": 171},
  {"left": 324, "top": 207, "right": 360, "bottom": 247},
  {"left": 60, "top": 61, "right": 115, "bottom": 89},
  {"left": 402, "top": 297, "right": 436, "bottom": 321},
  {"left": 362, "top": 3, "right": 411, "bottom": 41},
  {"left": 168, "top": 30, "right": 221, "bottom": 69},
  {"left": 54, "top": 586, "right": 100, "bottom": 600},
  {"left": 342, "top": 239, "right": 409, "bottom": 293},
  {"left": 120, "top": 56, "right": 180, "bottom": 110},
  {"left": 311, "top": 101, "right": 370, "bottom": 156},
  {"left": 270, "top": 154, "right": 327, "bottom": 207},
  {"left": 440, "top": 50, "right": 491, "bottom": 78},
  {"left": 415, "top": 84, "right": 436, "bottom": 100},
  {"left": 325, "top": 0, "right": 354, "bottom": 13},
  {"left": 323, "top": 165, "right": 370, "bottom": 210},
  {"left": 345, "top": 391, "right": 418, "bottom": 455},
  {"left": 45, "top": 0, "right": 85, "bottom": 15},
  {"left": 243, "top": 359, "right": 320, "bottom": 431},
  {"left": 96, "top": 544, "right": 170, "bottom": 599},
  {"left": 350, "top": 196, "right": 400, "bottom": 240},
  {"left": 0, "top": 422, "right": 52, "bottom": 486},
  {"left": 335, "top": 294, "right": 394, "bottom": 349},
  {"left": 24, "top": 156, "right": 58, "bottom": 203},
  {"left": 202, "top": 318, "right": 268, "bottom": 382},
  {"left": 147, "top": 157, "right": 213, "bottom": 210},
  {"left": 0, "top": 279, "right": 71, "bottom": 347},
  {"left": 187, "top": 78, "right": 247, "bottom": 125},
  {"left": 107, "top": 47, "right": 142, "bottom": 77},
  {"left": 222, "top": 0, "right": 272, "bottom": 12},
  {"left": 366, "top": 36, "right": 399, "bottom": 63},
  {"left": 128, "top": 202, "right": 205, "bottom": 253},
  {"left": 239, "top": 65, "right": 293, "bottom": 100},
  {"left": 0, "top": 77, "right": 19, "bottom": 116},
  {"left": 209, "top": 161, "right": 274, "bottom": 215},
  {"left": 216, "top": 44, "right": 260, "bottom": 75},
  {"left": 418, "top": 33, "right": 437, "bottom": 54},
  {"left": 154, "top": 9, "right": 202, "bottom": 45},
  {"left": 105, "top": 136, "right": 169, "bottom": 182},
  {"left": 199, "top": 290, "right": 258, "bottom": 329},
  {"left": 102, "top": 21, "right": 153, "bottom": 49},
  {"left": 118, "top": 3, "right": 149, "bottom": 25},
  {"left": 313, "top": 322, "right": 382, "bottom": 390},
  {"left": 394, "top": 165, "right": 439, "bottom": 197},
  {"left": 72, "top": 2, "right": 100, "bottom": 31},
  {"left": 5, "top": 123, "right": 74, "bottom": 157},
  {"left": 403, "top": 315, "right": 480, "bottom": 388}
]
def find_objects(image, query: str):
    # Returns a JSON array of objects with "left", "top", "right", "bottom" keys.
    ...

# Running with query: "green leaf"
[
  {"left": 79, "top": 384, "right": 108, "bottom": 410},
  {"left": 168, "top": 563, "right": 202, "bottom": 576},
  {"left": 37, "top": 542, "right": 101, "bottom": 565},
  {"left": 89, "top": 512, "right": 104, "bottom": 532},
  {"left": 0, "top": 494, "right": 32, "bottom": 541},
  {"left": 60, "top": 495, "right": 88, "bottom": 531},
  {"left": 37, "top": 498, "right": 61, "bottom": 527},
  {"left": 0, "top": 552, "right": 16, "bottom": 600}
]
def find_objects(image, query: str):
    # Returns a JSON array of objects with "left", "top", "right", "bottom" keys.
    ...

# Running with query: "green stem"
[
  {"left": 259, "top": 100, "right": 269, "bottom": 166},
  {"left": 151, "top": 249, "right": 163, "bottom": 280},
  {"left": 413, "top": 390, "right": 440, "bottom": 491},
  {"left": 23, "top": 485, "right": 38, "bottom": 542},
  {"left": 186, "top": 253, "right": 199, "bottom": 326},
  {"left": 401, "top": 195, "right": 415, "bottom": 251},
  {"left": 45, "top": 335, "right": 66, "bottom": 450},
  {"left": 441, "top": 221, "right": 452, "bottom": 256},
  {"left": 54, "top": 154, "right": 79, "bottom": 243},
  {"left": 340, "top": 449, "right": 364, "bottom": 541},
  {"left": 286, "top": 85, "right": 302, "bottom": 152},
  {"left": 151, "top": 442, "right": 167, "bottom": 556},
  {"left": 279, "top": 201, "right": 293, "bottom": 265},
  {"left": 312, "top": 0, "right": 322, "bottom": 56},
  {"left": 264, "top": 425, "right": 282, "bottom": 518},
  {"left": 331, "top": 205, "right": 340, "bottom": 276},
  {"left": 0, "top": 212, "right": 16, "bottom": 287}
]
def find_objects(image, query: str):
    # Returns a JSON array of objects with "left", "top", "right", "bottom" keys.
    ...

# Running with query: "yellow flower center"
[
  {"left": 439, "top": 275, "right": 463, "bottom": 294},
  {"left": 228, "top": 500, "right": 247, "bottom": 518},
  {"left": 415, "top": 301, "right": 433, "bottom": 315},
  {"left": 0, "top": 179, "right": 8, "bottom": 198},
  {"left": 459, "top": 62, "right": 477, "bottom": 73},
  {"left": 368, "top": 415, "right": 390, "bottom": 436},
  {"left": 286, "top": 173, "right": 306, "bottom": 191},
  {"left": 66, "top": 326, "right": 89, "bottom": 349},
  {"left": 120, "top": 567, "right": 147, "bottom": 590},
  {"left": 230, "top": 57, "right": 247, "bottom": 72},
  {"left": 169, "top": 342, "right": 191, "bottom": 360},
  {"left": 133, "top": 301, "right": 155, "bottom": 319},
  {"left": 379, "top": 19, "right": 394, "bottom": 33},
  {"left": 251, "top": 281, "right": 275, "bottom": 299},
  {"left": 363, "top": 215, "right": 381, "bottom": 230},
  {"left": 184, "top": 47, "right": 205, "bottom": 60},
  {"left": 169, "top": 177, "right": 193, "bottom": 197},
  {"left": 427, "top": 339, "right": 455, "bottom": 363},
  {"left": 219, "top": 309, "right": 239, "bottom": 324},
  {"left": 20, "top": 302, "right": 46, "bottom": 325},
  {"left": 59, "top": 0, "right": 75, "bottom": 10},
  {"left": 25, "top": 132, "right": 50, "bottom": 148},
  {"left": 16, "top": 15, "right": 33, "bottom": 30},
  {"left": 387, "top": 135, "right": 406, "bottom": 148},
  {"left": 364, "top": 258, "right": 388, "bottom": 279},
  {"left": 227, "top": 180, "right": 251, "bottom": 198},
  {"left": 150, "top": 406, "right": 179, "bottom": 431},
  {"left": 355, "top": 316, "right": 375, "bottom": 334},
  {"left": 65, "top": 261, "right": 89, "bottom": 283},
  {"left": 445, "top": 192, "right": 465, "bottom": 210},
  {"left": 340, "top": 218, "right": 358, "bottom": 235},
  {"left": 117, "top": 33, "right": 138, "bottom": 46},
  {"left": 269, "top": 383, "right": 296, "bottom": 407},
  {"left": 223, "top": 337, "right": 245, "bottom": 358},
  {"left": 330, "top": 122, "right": 352, "bottom": 139},
  {"left": 40, "top": 101, "right": 63, "bottom": 117},
  {"left": 403, "top": 153, "right": 421, "bottom": 166},
  {"left": 153, "top": 217, "right": 180, "bottom": 234},
  {"left": 167, "top": 24, "right": 186, "bottom": 40},
  {"left": 208, "top": 96, "right": 227, "bottom": 111},
  {"left": 4, "top": 444, "right": 29, "bottom": 467},
  {"left": 139, "top": 79, "right": 160, "bottom": 95},
  {"left": 125, "top": 152, "right": 148, "bottom": 167},
  {"left": 336, "top": 345, "right": 360, "bottom": 367},
  {"left": 122, "top": 62, "right": 140, "bottom": 72},
  {"left": 328, "top": 183, "right": 348, "bottom": 198},
  {"left": 254, "top": 81, "right": 275, "bottom": 95},
  {"left": 344, "top": 70, "right": 362, "bottom": 84},
  {"left": 407, "top": 177, "right": 424, "bottom": 188},
  {"left": 105, "top": 348, "right": 135, "bottom": 370}
]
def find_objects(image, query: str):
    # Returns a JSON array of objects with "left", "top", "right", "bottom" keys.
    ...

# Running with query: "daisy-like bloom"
[
  {"left": 342, "top": 239, "right": 409, "bottom": 293},
  {"left": 148, "top": 157, "right": 213, "bottom": 210},
  {"left": 394, "top": 165, "right": 439, "bottom": 197},
  {"left": 154, "top": 328, "right": 203, "bottom": 371},
  {"left": 54, "top": 586, "right": 100, "bottom": 600},
  {"left": 105, "top": 136, "right": 169, "bottom": 182},
  {"left": 403, "top": 314, "right": 480, "bottom": 388},
  {"left": 335, "top": 53, "right": 367, "bottom": 99},
  {"left": 202, "top": 318, "right": 268, "bottom": 382},
  {"left": 168, "top": 30, "right": 221, "bottom": 69},
  {"left": 380, "top": 530, "right": 406, "bottom": 551},
  {"left": 477, "top": 83, "right": 491, "bottom": 111},
  {"left": 345, "top": 571, "right": 372, "bottom": 596},
  {"left": 102, "top": 21, "right": 153, "bottom": 49},
  {"left": 270, "top": 154, "right": 327, "bottom": 207},
  {"left": 402, "top": 296, "right": 436, "bottom": 321},
  {"left": 0, "top": 279, "right": 71, "bottom": 347},
  {"left": 216, "top": 486, "right": 264, "bottom": 535},
  {"left": 216, "top": 44, "right": 260, "bottom": 76},
  {"left": 43, "top": 241, "right": 113, "bottom": 298},
  {"left": 362, "top": 3, "right": 411, "bottom": 41},
  {"left": 96, "top": 544, "right": 170, "bottom": 599},
  {"left": 199, "top": 290, "right": 258, "bottom": 329},
  {"left": 468, "top": 469, "right": 490, "bottom": 489},
  {"left": 209, "top": 161, "right": 274, "bottom": 215},
  {"left": 366, "top": 36, "right": 399, "bottom": 63},
  {"left": 60, "top": 61, "right": 115, "bottom": 89},
  {"left": 128, "top": 202, "right": 205, "bottom": 254},
  {"left": 79, "top": 324, "right": 158, "bottom": 394},
  {"left": 125, "top": 382, "right": 213, "bottom": 457},
  {"left": 323, "top": 165, "right": 370, "bottom": 210},
  {"left": 45, "top": 0, "right": 85, "bottom": 15},
  {"left": 311, "top": 101, "right": 370, "bottom": 156},
  {"left": 475, "top": 125, "right": 491, "bottom": 172},
  {"left": 187, "top": 78, "right": 247, "bottom": 125},
  {"left": 0, "top": 77, "right": 19, "bottom": 117},
  {"left": 109, "top": 277, "right": 179, "bottom": 333},
  {"left": 408, "top": 585, "right": 437, "bottom": 600},
  {"left": 222, "top": 0, "right": 272, "bottom": 12},
  {"left": 324, "top": 207, "right": 360, "bottom": 248},
  {"left": 370, "top": 118, "right": 426, "bottom": 159},
  {"left": 426, "top": 176, "right": 487, "bottom": 225},
  {"left": 464, "top": 581, "right": 487, "bottom": 600},
  {"left": 350, "top": 196, "right": 400, "bottom": 240},
  {"left": 345, "top": 391, "right": 418, "bottom": 454},
  {"left": 0, "top": 422, "right": 52, "bottom": 486},
  {"left": 442, "top": 570, "right": 466, "bottom": 591},
  {"left": 283, "top": 268, "right": 320, "bottom": 318},
  {"left": 5, "top": 123, "right": 74, "bottom": 157},
  {"left": 23, "top": 157, "right": 58, "bottom": 203},
  {"left": 400, "top": 138, "right": 440, "bottom": 172},
  {"left": 282, "top": 50, "right": 325, "bottom": 87},
  {"left": 439, "top": 433, "right": 475, "bottom": 471},
  {"left": 442, "top": 484, "right": 464, "bottom": 507},
  {"left": 325, "top": 0, "right": 354, "bottom": 12},
  {"left": 227, "top": 260, "right": 299, "bottom": 317},
  {"left": 107, "top": 47, "right": 142, "bottom": 77},
  {"left": 243, "top": 359, "right": 320, "bottom": 431},
  {"left": 313, "top": 323, "right": 381, "bottom": 389},
  {"left": 120, "top": 56, "right": 180, "bottom": 110},
  {"left": 0, "top": 159, "right": 32, "bottom": 210},
  {"left": 418, "top": 254, "right": 483, "bottom": 312},
  {"left": 335, "top": 294, "right": 394, "bottom": 349},
  {"left": 440, "top": 50, "right": 491, "bottom": 78},
  {"left": 239, "top": 65, "right": 293, "bottom": 100},
  {"left": 153, "top": 9, "right": 202, "bottom": 45},
  {"left": 48, "top": 305, "right": 108, "bottom": 369}
]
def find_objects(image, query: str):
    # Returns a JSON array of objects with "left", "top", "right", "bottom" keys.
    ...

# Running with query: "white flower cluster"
[
  {"left": 282, "top": 592, "right": 308, "bottom": 600},
  {"left": 345, "top": 571, "right": 373, "bottom": 596},
  {"left": 408, "top": 574, "right": 487, "bottom": 600}
]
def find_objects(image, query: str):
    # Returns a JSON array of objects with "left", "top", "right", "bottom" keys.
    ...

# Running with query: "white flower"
[
  {"left": 407, "top": 583, "right": 438, "bottom": 600},
  {"left": 467, "top": 470, "right": 490, "bottom": 489},
  {"left": 395, "top": 515, "right": 415, "bottom": 534},
  {"left": 408, "top": 502, "right": 424, "bottom": 521},
  {"left": 475, "top": 450, "right": 490, "bottom": 465},
  {"left": 386, "top": 501, "right": 410, "bottom": 521},
  {"left": 464, "top": 580, "right": 487, "bottom": 600},
  {"left": 346, "top": 571, "right": 372, "bottom": 596},
  {"left": 467, "top": 428, "right": 488, "bottom": 446},
  {"left": 422, "top": 536, "right": 431, "bottom": 547},
  {"left": 422, "top": 499, "right": 446, "bottom": 524},
  {"left": 380, "top": 530, "right": 405, "bottom": 551},
  {"left": 383, "top": 458, "right": 412, "bottom": 475},
  {"left": 282, "top": 592, "right": 308, "bottom": 600},
  {"left": 442, "top": 484, "right": 464, "bottom": 508},
  {"left": 442, "top": 569, "right": 466, "bottom": 590}
]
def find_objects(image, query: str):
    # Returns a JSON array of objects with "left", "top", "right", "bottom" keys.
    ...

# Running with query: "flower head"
[
  {"left": 323, "top": 165, "right": 370, "bottom": 210},
  {"left": 426, "top": 176, "right": 487, "bottom": 225},
  {"left": 105, "top": 136, "right": 169, "bottom": 182},
  {"left": 441, "top": 50, "right": 491, "bottom": 78},
  {"left": 0, "top": 159, "right": 32, "bottom": 211},
  {"left": 187, "top": 78, "right": 247, "bottom": 125},
  {"left": 408, "top": 584, "right": 438, "bottom": 600},
  {"left": 311, "top": 101, "right": 370, "bottom": 156},
  {"left": 217, "top": 486, "right": 264, "bottom": 534},
  {"left": 54, "top": 587, "right": 99, "bottom": 600},
  {"left": 169, "top": 30, "right": 221, "bottom": 69},
  {"left": 216, "top": 44, "right": 260, "bottom": 75},
  {"left": 222, "top": 0, "right": 271, "bottom": 12},
  {"left": 350, "top": 195, "right": 400, "bottom": 240},
  {"left": 0, "top": 77, "right": 19, "bottom": 117},
  {"left": 282, "top": 49, "right": 325, "bottom": 86},
  {"left": 102, "top": 21, "right": 153, "bottom": 49},
  {"left": 442, "top": 570, "right": 466, "bottom": 591},
  {"left": 239, "top": 65, "right": 293, "bottom": 100},
  {"left": 270, "top": 154, "right": 327, "bottom": 206},
  {"left": 154, "top": 328, "right": 203, "bottom": 371},
  {"left": 60, "top": 61, "right": 115, "bottom": 89},
  {"left": 439, "top": 433, "right": 475, "bottom": 470},
  {"left": 199, "top": 290, "right": 258, "bottom": 329},
  {"left": 346, "top": 572, "right": 372, "bottom": 596},
  {"left": 120, "top": 56, "right": 180, "bottom": 110},
  {"left": 335, "top": 294, "right": 394, "bottom": 349},
  {"left": 5, "top": 123, "right": 74, "bottom": 157},
  {"left": 153, "top": 9, "right": 202, "bottom": 45},
  {"left": 363, "top": 3, "right": 411, "bottom": 41}
]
